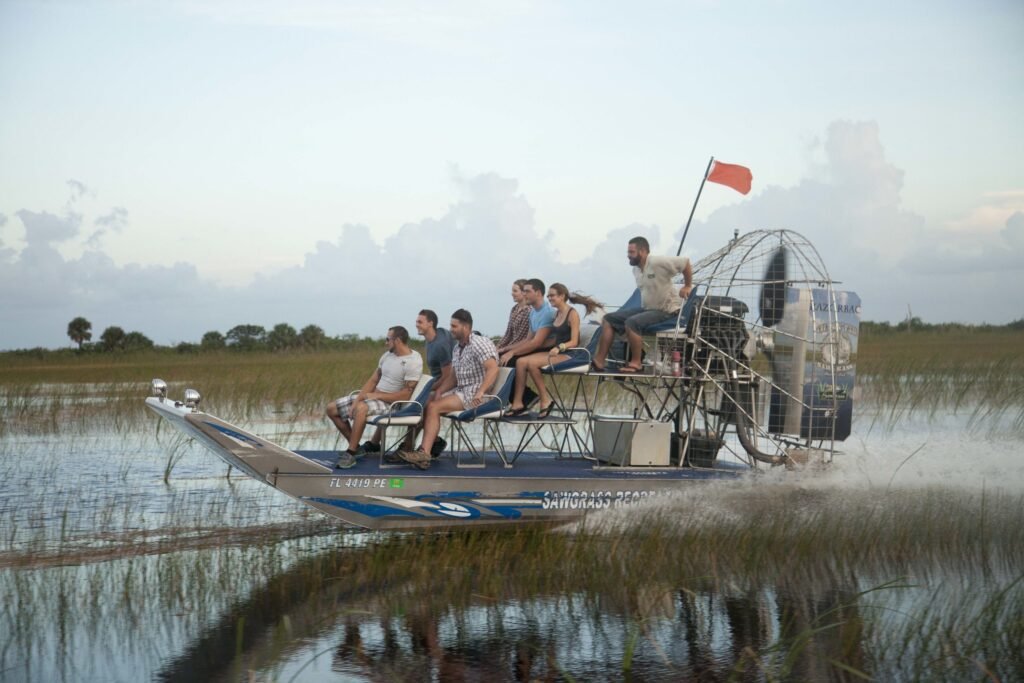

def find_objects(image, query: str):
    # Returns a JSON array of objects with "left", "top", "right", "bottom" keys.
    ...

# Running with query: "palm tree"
[{"left": 67, "top": 316, "right": 92, "bottom": 350}]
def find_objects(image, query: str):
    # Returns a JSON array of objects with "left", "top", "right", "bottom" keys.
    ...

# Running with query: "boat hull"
[{"left": 146, "top": 397, "right": 746, "bottom": 530}]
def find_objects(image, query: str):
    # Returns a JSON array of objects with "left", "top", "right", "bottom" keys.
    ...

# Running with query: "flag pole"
[{"left": 676, "top": 156, "right": 715, "bottom": 256}]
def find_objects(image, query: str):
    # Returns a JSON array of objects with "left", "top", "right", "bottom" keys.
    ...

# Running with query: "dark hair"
[
  {"left": 418, "top": 309, "right": 438, "bottom": 329},
  {"left": 388, "top": 326, "right": 410, "bottom": 344},
  {"left": 451, "top": 309, "right": 473, "bottom": 327},
  {"left": 549, "top": 283, "right": 605, "bottom": 316},
  {"left": 628, "top": 236, "right": 650, "bottom": 252},
  {"left": 525, "top": 278, "right": 545, "bottom": 295}
]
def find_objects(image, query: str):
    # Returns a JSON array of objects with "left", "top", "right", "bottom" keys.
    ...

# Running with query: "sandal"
[
  {"left": 590, "top": 361, "right": 606, "bottom": 373},
  {"left": 618, "top": 363, "right": 643, "bottom": 374},
  {"left": 536, "top": 403, "right": 555, "bottom": 419},
  {"left": 505, "top": 405, "right": 529, "bottom": 417}
]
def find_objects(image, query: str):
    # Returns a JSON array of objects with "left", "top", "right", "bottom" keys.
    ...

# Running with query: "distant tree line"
[
  {"left": 28, "top": 314, "right": 1024, "bottom": 355},
  {"left": 62, "top": 317, "right": 382, "bottom": 354},
  {"left": 861, "top": 318, "right": 1024, "bottom": 336}
]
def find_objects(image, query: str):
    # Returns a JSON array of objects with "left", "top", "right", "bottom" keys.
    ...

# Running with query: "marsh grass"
[
  {"left": 8, "top": 490, "right": 1022, "bottom": 681},
  {"left": 3, "top": 330, "right": 1023, "bottom": 437},
  {"left": 2, "top": 331, "right": 1023, "bottom": 679}
]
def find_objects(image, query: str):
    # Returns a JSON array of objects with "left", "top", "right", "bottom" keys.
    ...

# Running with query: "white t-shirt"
[{"left": 377, "top": 350, "right": 424, "bottom": 393}]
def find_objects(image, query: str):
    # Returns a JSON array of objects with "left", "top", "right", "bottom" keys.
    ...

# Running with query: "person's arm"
[
  {"left": 500, "top": 327, "right": 553, "bottom": 364},
  {"left": 365, "top": 380, "right": 415, "bottom": 404},
  {"left": 433, "top": 369, "right": 457, "bottom": 397},
  {"left": 678, "top": 258, "right": 693, "bottom": 300},
  {"left": 500, "top": 329, "right": 532, "bottom": 364},
  {"left": 497, "top": 306, "right": 517, "bottom": 349},
  {"left": 472, "top": 358, "right": 500, "bottom": 406},
  {"left": 437, "top": 363, "right": 454, "bottom": 392},
  {"left": 550, "top": 310, "right": 581, "bottom": 357},
  {"left": 353, "top": 369, "right": 382, "bottom": 402}
]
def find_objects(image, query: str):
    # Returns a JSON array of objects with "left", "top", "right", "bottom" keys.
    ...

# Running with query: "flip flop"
[
  {"left": 618, "top": 364, "right": 643, "bottom": 374},
  {"left": 590, "top": 361, "right": 607, "bottom": 373}
]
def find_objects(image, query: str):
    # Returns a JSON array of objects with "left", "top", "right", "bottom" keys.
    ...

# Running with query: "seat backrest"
[
  {"left": 489, "top": 366, "right": 515, "bottom": 404},
  {"left": 621, "top": 288, "right": 642, "bottom": 311},
  {"left": 387, "top": 374, "right": 435, "bottom": 418},
  {"left": 410, "top": 374, "right": 435, "bottom": 404}
]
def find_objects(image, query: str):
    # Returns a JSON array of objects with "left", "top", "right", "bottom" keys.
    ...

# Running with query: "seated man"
[
  {"left": 326, "top": 326, "right": 423, "bottom": 469},
  {"left": 398, "top": 309, "right": 498, "bottom": 470},
  {"left": 592, "top": 236, "right": 693, "bottom": 373},
  {"left": 498, "top": 278, "right": 555, "bottom": 367},
  {"left": 413, "top": 308, "right": 455, "bottom": 455}
]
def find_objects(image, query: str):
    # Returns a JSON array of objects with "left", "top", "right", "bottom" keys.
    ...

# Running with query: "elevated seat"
[
  {"left": 368, "top": 374, "right": 435, "bottom": 466},
  {"left": 542, "top": 286, "right": 705, "bottom": 374},
  {"left": 444, "top": 367, "right": 516, "bottom": 467}
]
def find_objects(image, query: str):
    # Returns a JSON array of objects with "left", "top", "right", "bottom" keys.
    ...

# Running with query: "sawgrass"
[
  {"left": 2, "top": 330, "right": 1023, "bottom": 436},
  {"left": 3, "top": 488, "right": 1021, "bottom": 681}
]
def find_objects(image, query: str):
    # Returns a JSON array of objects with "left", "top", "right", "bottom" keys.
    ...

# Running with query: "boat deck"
[{"left": 295, "top": 449, "right": 747, "bottom": 480}]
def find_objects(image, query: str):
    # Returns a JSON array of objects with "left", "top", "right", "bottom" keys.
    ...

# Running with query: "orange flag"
[{"left": 706, "top": 160, "right": 753, "bottom": 195}]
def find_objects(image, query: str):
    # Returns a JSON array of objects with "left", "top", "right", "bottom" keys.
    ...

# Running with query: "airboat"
[{"left": 146, "top": 229, "right": 860, "bottom": 530}]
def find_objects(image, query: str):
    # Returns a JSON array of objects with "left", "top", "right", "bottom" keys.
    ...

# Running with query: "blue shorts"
[{"left": 603, "top": 307, "right": 672, "bottom": 335}]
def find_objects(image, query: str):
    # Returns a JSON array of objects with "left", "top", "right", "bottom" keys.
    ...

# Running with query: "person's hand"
[
  {"left": 500, "top": 351, "right": 513, "bottom": 366},
  {"left": 680, "top": 284, "right": 693, "bottom": 300},
  {"left": 471, "top": 394, "right": 483, "bottom": 407}
]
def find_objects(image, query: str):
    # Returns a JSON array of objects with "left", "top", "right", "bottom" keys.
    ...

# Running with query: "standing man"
[
  {"left": 592, "top": 236, "right": 693, "bottom": 373},
  {"left": 326, "top": 326, "right": 423, "bottom": 469},
  {"left": 398, "top": 309, "right": 498, "bottom": 470},
  {"left": 498, "top": 278, "right": 555, "bottom": 367}
]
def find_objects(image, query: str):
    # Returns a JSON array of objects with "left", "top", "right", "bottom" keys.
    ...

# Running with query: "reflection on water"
[
  {"left": 1, "top": 407, "right": 1023, "bottom": 681},
  {"left": 155, "top": 543, "right": 877, "bottom": 683}
]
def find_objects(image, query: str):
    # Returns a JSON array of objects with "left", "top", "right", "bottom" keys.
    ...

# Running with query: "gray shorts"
[
  {"left": 334, "top": 395, "right": 390, "bottom": 419},
  {"left": 603, "top": 307, "right": 672, "bottom": 334}
]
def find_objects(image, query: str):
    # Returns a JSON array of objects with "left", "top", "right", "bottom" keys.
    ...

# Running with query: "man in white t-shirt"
[{"left": 326, "top": 326, "right": 423, "bottom": 468}]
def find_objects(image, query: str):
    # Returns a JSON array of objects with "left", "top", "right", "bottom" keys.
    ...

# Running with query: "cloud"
[
  {"left": 682, "top": 120, "right": 1022, "bottom": 326},
  {"left": 3, "top": 120, "right": 1022, "bottom": 349},
  {"left": 66, "top": 179, "right": 90, "bottom": 201},
  {"left": 15, "top": 209, "right": 81, "bottom": 247},
  {"left": 87, "top": 206, "right": 129, "bottom": 249}
]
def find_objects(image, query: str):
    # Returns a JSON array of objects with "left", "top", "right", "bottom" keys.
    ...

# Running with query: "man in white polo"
[
  {"left": 591, "top": 236, "right": 693, "bottom": 373},
  {"left": 326, "top": 325, "right": 423, "bottom": 468}
]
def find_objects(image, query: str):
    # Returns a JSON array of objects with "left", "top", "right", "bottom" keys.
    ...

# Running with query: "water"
[{"left": 1, "top": 404, "right": 1023, "bottom": 682}]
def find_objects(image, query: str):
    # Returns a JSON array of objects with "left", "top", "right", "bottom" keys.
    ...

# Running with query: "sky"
[{"left": 1, "top": 0, "right": 1022, "bottom": 350}]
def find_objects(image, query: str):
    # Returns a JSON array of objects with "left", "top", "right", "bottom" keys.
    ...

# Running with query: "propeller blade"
[{"left": 759, "top": 246, "right": 788, "bottom": 328}]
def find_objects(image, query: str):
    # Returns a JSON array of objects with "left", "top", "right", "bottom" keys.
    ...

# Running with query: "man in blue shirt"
[{"left": 498, "top": 278, "right": 555, "bottom": 367}]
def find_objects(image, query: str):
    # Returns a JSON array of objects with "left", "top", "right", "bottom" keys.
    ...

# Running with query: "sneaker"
[
  {"left": 430, "top": 437, "right": 447, "bottom": 458},
  {"left": 397, "top": 448, "right": 431, "bottom": 470},
  {"left": 383, "top": 450, "right": 405, "bottom": 464},
  {"left": 335, "top": 450, "right": 358, "bottom": 469},
  {"left": 361, "top": 441, "right": 380, "bottom": 453}
]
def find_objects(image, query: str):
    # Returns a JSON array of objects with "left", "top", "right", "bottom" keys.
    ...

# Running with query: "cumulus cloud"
[
  {"left": 682, "top": 120, "right": 1023, "bottom": 326},
  {"left": 87, "top": 206, "right": 129, "bottom": 248},
  {"left": 15, "top": 209, "right": 82, "bottom": 248},
  {"left": 2, "top": 120, "right": 1021, "bottom": 349}
]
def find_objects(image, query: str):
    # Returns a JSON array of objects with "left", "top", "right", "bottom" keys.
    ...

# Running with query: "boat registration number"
[{"left": 329, "top": 477, "right": 404, "bottom": 489}]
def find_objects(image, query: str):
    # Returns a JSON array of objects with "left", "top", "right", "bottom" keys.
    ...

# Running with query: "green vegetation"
[{"left": 3, "top": 489, "right": 1022, "bottom": 681}]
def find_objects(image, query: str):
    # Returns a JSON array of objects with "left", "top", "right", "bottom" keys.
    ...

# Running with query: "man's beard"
[{"left": 628, "top": 256, "right": 640, "bottom": 266}]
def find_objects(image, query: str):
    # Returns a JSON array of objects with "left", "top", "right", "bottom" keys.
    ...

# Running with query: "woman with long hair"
[
  {"left": 506, "top": 283, "right": 603, "bottom": 418},
  {"left": 496, "top": 278, "right": 531, "bottom": 355}
]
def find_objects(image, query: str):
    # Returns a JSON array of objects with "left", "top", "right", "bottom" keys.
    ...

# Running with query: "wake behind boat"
[{"left": 146, "top": 229, "right": 860, "bottom": 530}]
